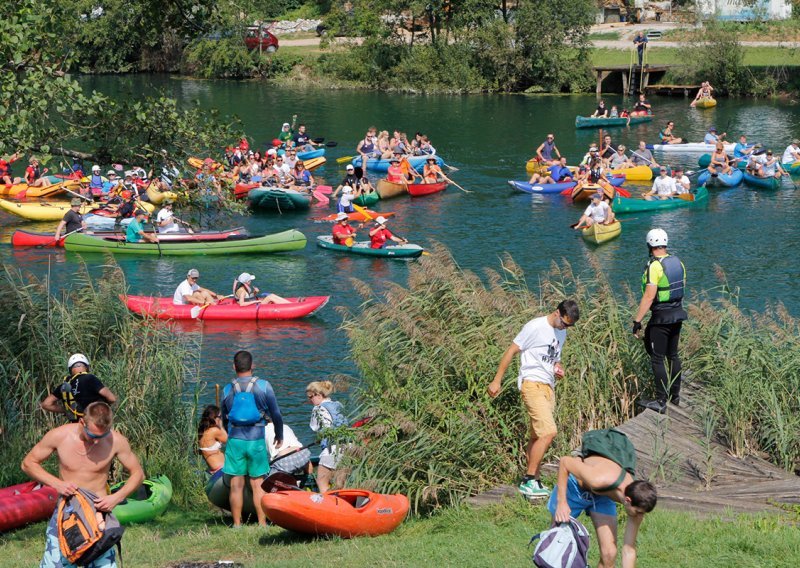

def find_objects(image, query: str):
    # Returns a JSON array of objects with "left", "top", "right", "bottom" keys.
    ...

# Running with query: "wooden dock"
[
  {"left": 645, "top": 84, "right": 700, "bottom": 97},
  {"left": 593, "top": 64, "right": 680, "bottom": 95}
]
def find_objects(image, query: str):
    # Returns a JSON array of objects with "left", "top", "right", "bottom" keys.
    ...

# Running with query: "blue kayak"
[
  {"left": 352, "top": 155, "right": 444, "bottom": 173},
  {"left": 697, "top": 169, "right": 743, "bottom": 187},
  {"left": 297, "top": 148, "right": 325, "bottom": 160},
  {"left": 508, "top": 176, "right": 625, "bottom": 195}
]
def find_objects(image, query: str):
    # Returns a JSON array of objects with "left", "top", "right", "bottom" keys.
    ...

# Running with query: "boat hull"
[
  {"left": 581, "top": 221, "right": 622, "bottom": 245},
  {"left": 316, "top": 235, "right": 423, "bottom": 258},
  {"left": 124, "top": 295, "right": 329, "bottom": 321}
]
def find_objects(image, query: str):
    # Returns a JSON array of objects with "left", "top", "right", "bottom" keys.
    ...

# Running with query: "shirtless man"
[
  {"left": 549, "top": 432, "right": 657, "bottom": 568},
  {"left": 22, "top": 401, "right": 144, "bottom": 568}
]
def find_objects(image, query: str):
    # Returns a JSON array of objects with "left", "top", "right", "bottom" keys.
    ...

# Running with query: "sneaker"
[{"left": 518, "top": 479, "right": 550, "bottom": 499}]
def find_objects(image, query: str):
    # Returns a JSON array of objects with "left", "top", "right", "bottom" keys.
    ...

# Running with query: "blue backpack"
[
  {"left": 318, "top": 400, "right": 347, "bottom": 449},
  {"left": 226, "top": 377, "right": 264, "bottom": 426}
]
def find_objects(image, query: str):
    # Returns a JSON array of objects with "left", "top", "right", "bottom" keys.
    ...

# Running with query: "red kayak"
[
  {"left": 11, "top": 228, "right": 249, "bottom": 248},
  {"left": 234, "top": 182, "right": 259, "bottom": 199},
  {"left": 0, "top": 481, "right": 58, "bottom": 532},
  {"left": 261, "top": 489, "right": 409, "bottom": 538},
  {"left": 407, "top": 181, "right": 448, "bottom": 197},
  {"left": 310, "top": 210, "right": 395, "bottom": 223},
  {"left": 124, "top": 295, "right": 329, "bottom": 321}
]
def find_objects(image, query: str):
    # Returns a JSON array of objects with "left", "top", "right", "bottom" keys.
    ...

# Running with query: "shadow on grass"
[{"left": 258, "top": 530, "right": 342, "bottom": 546}]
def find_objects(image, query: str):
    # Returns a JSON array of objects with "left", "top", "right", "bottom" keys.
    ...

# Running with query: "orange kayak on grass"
[
  {"left": 261, "top": 489, "right": 409, "bottom": 538},
  {"left": 310, "top": 210, "right": 395, "bottom": 222}
]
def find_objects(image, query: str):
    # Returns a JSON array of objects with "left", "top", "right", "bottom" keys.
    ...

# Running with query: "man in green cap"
[{"left": 54, "top": 198, "right": 88, "bottom": 241}]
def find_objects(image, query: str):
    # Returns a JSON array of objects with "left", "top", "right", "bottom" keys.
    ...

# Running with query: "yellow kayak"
[
  {"left": 526, "top": 158, "right": 550, "bottom": 174},
  {"left": 609, "top": 165, "right": 653, "bottom": 182},
  {"left": 188, "top": 157, "right": 225, "bottom": 172},
  {"left": 582, "top": 221, "right": 622, "bottom": 245},
  {"left": 145, "top": 183, "right": 178, "bottom": 205},
  {"left": 0, "top": 199, "right": 99, "bottom": 221},
  {"left": 695, "top": 98, "right": 717, "bottom": 109}
]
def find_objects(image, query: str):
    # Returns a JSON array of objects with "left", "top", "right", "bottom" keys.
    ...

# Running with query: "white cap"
[
  {"left": 346, "top": 164, "right": 355, "bottom": 171},
  {"left": 267, "top": 149, "right": 277, "bottom": 156},
  {"left": 282, "top": 122, "right": 290, "bottom": 128},
  {"left": 375, "top": 216, "right": 387, "bottom": 225},
  {"left": 124, "top": 170, "right": 134, "bottom": 177},
  {"left": 92, "top": 165, "right": 100, "bottom": 172},
  {"left": 107, "top": 170, "right": 116, "bottom": 176},
  {"left": 67, "top": 353, "right": 90, "bottom": 370},
  {"left": 187, "top": 268, "right": 200, "bottom": 278},
  {"left": 646, "top": 228, "right": 669, "bottom": 247},
  {"left": 342, "top": 185, "right": 353, "bottom": 194},
  {"left": 336, "top": 212, "right": 349, "bottom": 221},
  {"left": 237, "top": 272, "right": 256, "bottom": 284}
]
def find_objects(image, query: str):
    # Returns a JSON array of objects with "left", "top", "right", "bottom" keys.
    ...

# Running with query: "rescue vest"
[
  {"left": 642, "top": 254, "right": 685, "bottom": 312},
  {"left": 59, "top": 372, "right": 89, "bottom": 422}
]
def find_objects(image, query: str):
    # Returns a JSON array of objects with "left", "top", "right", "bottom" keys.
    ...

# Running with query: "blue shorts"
[
  {"left": 547, "top": 474, "right": 617, "bottom": 519},
  {"left": 337, "top": 203, "right": 355, "bottom": 214}
]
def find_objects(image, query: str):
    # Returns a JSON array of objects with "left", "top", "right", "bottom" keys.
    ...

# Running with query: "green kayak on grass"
[
  {"left": 353, "top": 191, "right": 380, "bottom": 207},
  {"left": 612, "top": 186, "right": 709, "bottom": 214},
  {"left": 575, "top": 115, "right": 653, "bottom": 129},
  {"left": 316, "top": 235, "right": 423, "bottom": 258},
  {"left": 112, "top": 475, "right": 172, "bottom": 524},
  {"left": 743, "top": 171, "right": 781, "bottom": 190},
  {"left": 64, "top": 230, "right": 307, "bottom": 255}
]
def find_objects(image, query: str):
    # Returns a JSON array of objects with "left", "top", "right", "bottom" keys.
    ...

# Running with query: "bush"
[{"left": 183, "top": 38, "right": 304, "bottom": 79}]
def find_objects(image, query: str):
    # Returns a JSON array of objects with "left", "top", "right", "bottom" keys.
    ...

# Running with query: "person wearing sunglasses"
[
  {"left": 40, "top": 354, "right": 117, "bottom": 423},
  {"left": 173, "top": 268, "right": 219, "bottom": 306},
  {"left": 23, "top": 401, "right": 144, "bottom": 567},
  {"left": 536, "top": 134, "right": 561, "bottom": 166},
  {"left": 487, "top": 299, "right": 580, "bottom": 500}
]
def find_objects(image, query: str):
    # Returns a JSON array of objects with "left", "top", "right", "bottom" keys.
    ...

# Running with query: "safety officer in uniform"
[{"left": 632, "top": 229, "right": 687, "bottom": 414}]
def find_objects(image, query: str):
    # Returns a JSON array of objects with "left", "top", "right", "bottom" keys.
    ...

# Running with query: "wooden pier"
[
  {"left": 593, "top": 64, "right": 680, "bottom": 95},
  {"left": 645, "top": 84, "right": 701, "bottom": 97}
]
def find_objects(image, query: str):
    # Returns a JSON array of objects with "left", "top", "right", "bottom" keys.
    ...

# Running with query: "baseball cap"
[
  {"left": 375, "top": 216, "right": 387, "bottom": 225},
  {"left": 70, "top": 198, "right": 82, "bottom": 206},
  {"left": 793, "top": 139, "right": 800, "bottom": 145},
  {"left": 267, "top": 148, "right": 277, "bottom": 156},
  {"left": 709, "top": 126, "right": 717, "bottom": 132},
  {"left": 187, "top": 269, "right": 200, "bottom": 278},
  {"left": 336, "top": 212, "right": 349, "bottom": 221},
  {"left": 591, "top": 192, "right": 603, "bottom": 200},
  {"left": 92, "top": 165, "right": 100, "bottom": 172},
  {"left": 282, "top": 122, "right": 290, "bottom": 128},
  {"left": 346, "top": 164, "right": 354, "bottom": 171},
  {"left": 237, "top": 272, "right": 255, "bottom": 284},
  {"left": 107, "top": 170, "right": 116, "bottom": 176},
  {"left": 134, "top": 209, "right": 148, "bottom": 217}
]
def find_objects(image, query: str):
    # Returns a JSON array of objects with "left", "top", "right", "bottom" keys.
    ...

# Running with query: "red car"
[{"left": 245, "top": 26, "right": 279, "bottom": 52}]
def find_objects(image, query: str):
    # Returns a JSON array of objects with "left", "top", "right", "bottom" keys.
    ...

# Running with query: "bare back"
[{"left": 576, "top": 454, "right": 633, "bottom": 503}]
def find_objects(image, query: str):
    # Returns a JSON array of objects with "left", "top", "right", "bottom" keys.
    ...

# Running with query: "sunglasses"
[
  {"left": 83, "top": 423, "right": 111, "bottom": 440},
  {"left": 558, "top": 313, "right": 575, "bottom": 328}
]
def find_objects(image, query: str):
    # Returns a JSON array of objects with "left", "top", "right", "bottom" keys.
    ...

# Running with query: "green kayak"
[
  {"left": 743, "top": 171, "right": 781, "bottom": 190},
  {"left": 353, "top": 191, "right": 380, "bottom": 207},
  {"left": 575, "top": 115, "right": 653, "bottom": 129},
  {"left": 112, "top": 475, "right": 172, "bottom": 524},
  {"left": 249, "top": 188, "right": 311, "bottom": 211},
  {"left": 316, "top": 235, "right": 423, "bottom": 258},
  {"left": 613, "top": 186, "right": 709, "bottom": 214},
  {"left": 64, "top": 230, "right": 307, "bottom": 256}
]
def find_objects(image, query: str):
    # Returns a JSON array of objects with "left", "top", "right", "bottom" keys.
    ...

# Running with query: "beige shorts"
[{"left": 520, "top": 381, "right": 557, "bottom": 438}]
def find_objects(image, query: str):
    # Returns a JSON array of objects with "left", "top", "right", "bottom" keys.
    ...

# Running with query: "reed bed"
[
  {"left": 339, "top": 247, "right": 799, "bottom": 514},
  {"left": 0, "top": 261, "right": 202, "bottom": 506}
]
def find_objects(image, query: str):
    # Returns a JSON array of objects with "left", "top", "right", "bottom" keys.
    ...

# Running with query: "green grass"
[
  {"left": 2, "top": 500, "right": 799, "bottom": 567},
  {"left": 589, "top": 31, "right": 621, "bottom": 40},
  {"left": 590, "top": 47, "right": 800, "bottom": 67}
]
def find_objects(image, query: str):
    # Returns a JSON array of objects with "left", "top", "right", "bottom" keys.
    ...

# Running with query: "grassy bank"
[
  {"left": 591, "top": 46, "right": 800, "bottom": 67},
  {"left": 3, "top": 500, "right": 800, "bottom": 567}
]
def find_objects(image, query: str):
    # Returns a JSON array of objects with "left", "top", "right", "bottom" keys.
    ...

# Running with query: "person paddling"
[
  {"left": 591, "top": 100, "right": 609, "bottom": 118},
  {"left": 644, "top": 167, "right": 678, "bottom": 200},
  {"left": 125, "top": 209, "right": 158, "bottom": 243},
  {"left": 423, "top": 157, "right": 446, "bottom": 183},
  {"left": 232, "top": 272, "right": 290, "bottom": 306},
  {"left": 369, "top": 216, "right": 408, "bottom": 249},
  {"left": 0, "top": 151, "right": 21, "bottom": 186},
  {"left": 386, "top": 157, "right": 406, "bottom": 184},
  {"left": 574, "top": 192, "right": 615, "bottom": 230},
  {"left": 156, "top": 199, "right": 192, "bottom": 234},
  {"left": 332, "top": 212, "right": 357, "bottom": 245},
  {"left": 781, "top": 139, "right": 800, "bottom": 166}
]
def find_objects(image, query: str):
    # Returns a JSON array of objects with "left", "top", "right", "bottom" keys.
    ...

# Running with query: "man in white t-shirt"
[
  {"left": 487, "top": 300, "right": 580, "bottom": 499},
  {"left": 172, "top": 268, "right": 219, "bottom": 305},
  {"left": 672, "top": 167, "right": 691, "bottom": 194},
  {"left": 574, "top": 192, "right": 614, "bottom": 229},
  {"left": 265, "top": 422, "right": 311, "bottom": 475},
  {"left": 155, "top": 200, "right": 184, "bottom": 234},
  {"left": 645, "top": 168, "right": 677, "bottom": 200},
  {"left": 781, "top": 139, "right": 800, "bottom": 165}
]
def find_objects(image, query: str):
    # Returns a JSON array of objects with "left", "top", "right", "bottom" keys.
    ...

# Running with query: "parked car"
[{"left": 245, "top": 26, "right": 279, "bottom": 52}]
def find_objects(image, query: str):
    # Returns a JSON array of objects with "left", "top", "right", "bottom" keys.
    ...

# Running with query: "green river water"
[{"left": 2, "top": 75, "right": 798, "bottom": 434}]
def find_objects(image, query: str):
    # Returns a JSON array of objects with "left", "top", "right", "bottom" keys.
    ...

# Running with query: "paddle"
[
  {"left": 41, "top": 227, "right": 83, "bottom": 248},
  {"left": 441, "top": 160, "right": 459, "bottom": 172},
  {"left": 190, "top": 294, "right": 235, "bottom": 319},
  {"left": 325, "top": 141, "right": 338, "bottom": 148},
  {"left": 312, "top": 137, "right": 325, "bottom": 144},
  {"left": 336, "top": 156, "right": 354, "bottom": 164}
]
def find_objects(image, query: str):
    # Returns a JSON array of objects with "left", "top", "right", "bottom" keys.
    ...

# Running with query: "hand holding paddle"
[
  {"left": 44, "top": 227, "right": 83, "bottom": 248},
  {"left": 190, "top": 294, "right": 234, "bottom": 319}
]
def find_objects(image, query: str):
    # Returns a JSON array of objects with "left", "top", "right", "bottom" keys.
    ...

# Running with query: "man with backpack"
[
  {"left": 40, "top": 354, "right": 117, "bottom": 422},
  {"left": 22, "top": 401, "right": 144, "bottom": 568},
  {"left": 547, "top": 429, "right": 658, "bottom": 568},
  {"left": 221, "top": 350, "right": 284, "bottom": 527}
]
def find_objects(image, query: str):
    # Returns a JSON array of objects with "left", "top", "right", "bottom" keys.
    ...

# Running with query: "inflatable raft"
[{"left": 124, "top": 295, "right": 329, "bottom": 321}]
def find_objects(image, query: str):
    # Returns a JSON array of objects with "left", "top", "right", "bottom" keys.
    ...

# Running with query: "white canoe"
[{"left": 647, "top": 142, "right": 736, "bottom": 154}]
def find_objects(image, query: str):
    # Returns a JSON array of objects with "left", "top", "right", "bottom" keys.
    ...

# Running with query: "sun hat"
[
  {"left": 342, "top": 185, "right": 354, "bottom": 194},
  {"left": 426, "top": 156, "right": 437, "bottom": 162},
  {"left": 282, "top": 122, "right": 290, "bottom": 129},
  {"left": 237, "top": 272, "right": 256, "bottom": 284},
  {"left": 107, "top": 170, "right": 116, "bottom": 176},
  {"left": 793, "top": 139, "right": 800, "bottom": 145},
  {"left": 709, "top": 126, "right": 717, "bottom": 132},
  {"left": 92, "top": 165, "right": 100, "bottom": 172},
  {"left": 390, "top": 158, "right": 399, "bottom": 163},
  {"left": 70, "top": 198, "right": 83, "bottom": 206},
  {"left": 375, "top": 216, "right": 387, "bottom": 225},
  {"left": 267, "top": 148, "right": 277, "bottom": 156},
  {"left": 336, "top": 212, "right": 349, "bottom": 221}
]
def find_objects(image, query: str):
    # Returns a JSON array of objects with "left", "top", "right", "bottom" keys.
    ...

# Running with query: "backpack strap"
[
  {"left": 245, "top": 377, "right": 258, "bottom": 393},
  {"left": 596, "top": 467, "right": 628, "bottom": 493}
]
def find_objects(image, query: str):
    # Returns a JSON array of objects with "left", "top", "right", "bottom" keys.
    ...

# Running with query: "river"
[{"left": 1, "top": 75, "right": 798, "bottom": 436}]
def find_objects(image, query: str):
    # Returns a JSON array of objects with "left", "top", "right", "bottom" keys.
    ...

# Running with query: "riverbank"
[{"left": 2, "top": 500, "right": 799, "bottom": 567}]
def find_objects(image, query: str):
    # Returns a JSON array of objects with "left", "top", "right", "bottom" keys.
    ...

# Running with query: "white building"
[{"left": 696, "top": 0, "right": 793, "bottom": 21}]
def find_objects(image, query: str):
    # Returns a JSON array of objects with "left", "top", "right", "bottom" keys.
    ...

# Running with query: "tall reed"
[{"left": 0, "top": 261, "right": 203, "bottom": 507}]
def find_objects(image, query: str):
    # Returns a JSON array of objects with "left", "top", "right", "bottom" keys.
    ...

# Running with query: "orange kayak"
[
  {"left": 0, "top": 180, "right": 80, "bottom": 199},
  {"left": 261, "top": 489, "right": 409, "bottom": 538},
  {"left": 310, "top": 210, "right": 395, "bottom": 222}
]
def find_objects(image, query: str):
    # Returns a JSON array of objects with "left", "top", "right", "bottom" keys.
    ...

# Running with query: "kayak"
[
  {"left": 145, "top": 183, "right": 178, "bottom": 205},
  {"left": 743, "top": 171, "right": 781, "bottom": 190},
  {"left": 0, "top": 179, "right": 81, "bottom": 199},
  {"left": 311, "top": 210, "right": 394, "bottom": 222},
  {"left": 296, "top": 148, "right": 325, "bottom": 160},
  {"left": 574, "top": 115, "right": 653, "bottom": 129},
  {"left": 353, "top": 191, "right": 380, "bottom": 207},
  {"left": 11, "top": 227, "right": 248, "bottom": 248},
  {"left": 571, "top": 182, "right": 616, "bottom": 203},
  {"left": 205, "top": 470, "right": 259, "bottom": 517},
  {"left": 234, "top": 182, "right": 259, "bottom": 199},
  {"left": 697, "top": 169, "right": 743, "bottom": 187},
  {"left": 64, "top": 229, "right": 307, "bottom": 256},
  {"left": 613, "top": 186, "right": 709, "bottom": 213},
  {"left": 525, "top": 158, "right": 551, "bottom": 175},
  {"left": 0, "top": 199, "right": 99, "bottom": 221},
  {"left": 408, "top": 181, "right": 448, "bottom": 197},
  {"left": 0, "top": 481, "right": 58, "bottom": 532},
  {"left": 316, "top": 235, "right": 423, "bottom": 258},
  {"left": 695, "top": 97, "right": 717, "bottom": 108},
  {"left": 698, "top": 154, "right": 747, "bottom": 169},
  {"left": 261, "top": 489, "right": 409, "bottom": 538},
  {"left": 249, "top": 188, "right": 311, "bottom": 211},
  {"left": 124, "top": 295, "right": 329, "bottom": 321},
  {"left": 111, "top": 475, "right": 172, "bottom": 525},
  {"left": 352, "top": 155, "right": 444, "bottom": 173},
  {"left": 509, "top": 175, "right": 625, "bottom": 195},
  {"left": 582, "top": 221, "right": 622, "bottom": 245},
  {"left": 188, "top": 156, "right": 225, "bottom": 172},
  {"left": 376, "top": 179, "right": 408, "bottom": 199},
  {"left": 648, "top": 142, "right": 735, "bottom": 154},
  {"left": 608, "top": 165, "right": 653, "bottom": 181}
]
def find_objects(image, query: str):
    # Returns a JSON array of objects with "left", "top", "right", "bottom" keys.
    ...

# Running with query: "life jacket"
[
  {"left": 233, "top": 281, "right": 257, "bottom": 301},
  {"left": 319, "top": 400, "right": 347, "bottom": 449},
  {"left": 89, "top": 174, "right": 104, "bottom": 196},
  {"left": 0, "top": 159, "right": 9, "bottom": 177},
  {"left": 57, "top": 488, "right": 124, "bottom": 566},
  {"left": 26, "top": 165, "right": 41, "bottom": 183},
  {"left": 59, "top": 372, "right": 89, "bottom": 422},
  {"left": 589, "top": 167, "right": 602, "bottom": 184},
  {"left": 642, "top": 254, "right": 685, "bottom": 312},
  {"left": 578, "top": 428, "right": 637, "bottom": 492},
  {"left": 225, "top": 377, "right": 265, "bottom": 426}
]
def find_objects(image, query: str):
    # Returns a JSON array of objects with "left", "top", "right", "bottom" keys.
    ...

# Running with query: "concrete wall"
[{"left": 696, "top": 0, "right": 793, "bottom": 21}]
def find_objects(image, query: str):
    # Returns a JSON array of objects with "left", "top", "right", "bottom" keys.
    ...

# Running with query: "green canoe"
[
  {"left": 612, "top": 186, "right": 709, "bottom": 214},
  {"left": 743, "top": 171, "right": 781, "bottom": 190},
  {"left": 112, "top": 475, "right": 172, "bottom": 524},
  {"left": 575, "top": 115, "right": 653, "bottom": 129},
  {"left": 64, "top": 230, "right": 307, "bottom": 255},
  {"left": 353, "top": 191, "right": 380, "bottom": 207},
  {"left": 316, "top": 235, "right": 423, "bottom": 258},
  {"left": 248, "top": 188, "right": 311, "bottom": 211}
]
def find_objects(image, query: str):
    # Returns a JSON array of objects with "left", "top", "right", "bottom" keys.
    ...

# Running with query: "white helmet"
[
  {"left": 67, "top": 353, "right": 90, "bottom": 370},
  {"left": 646, "top": 228, "right": 668, "bottom": 248}
]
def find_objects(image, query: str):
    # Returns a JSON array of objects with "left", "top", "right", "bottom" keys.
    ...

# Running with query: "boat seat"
[{"left": 354, "top": 496, "right": 371, "bottom": 508}]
